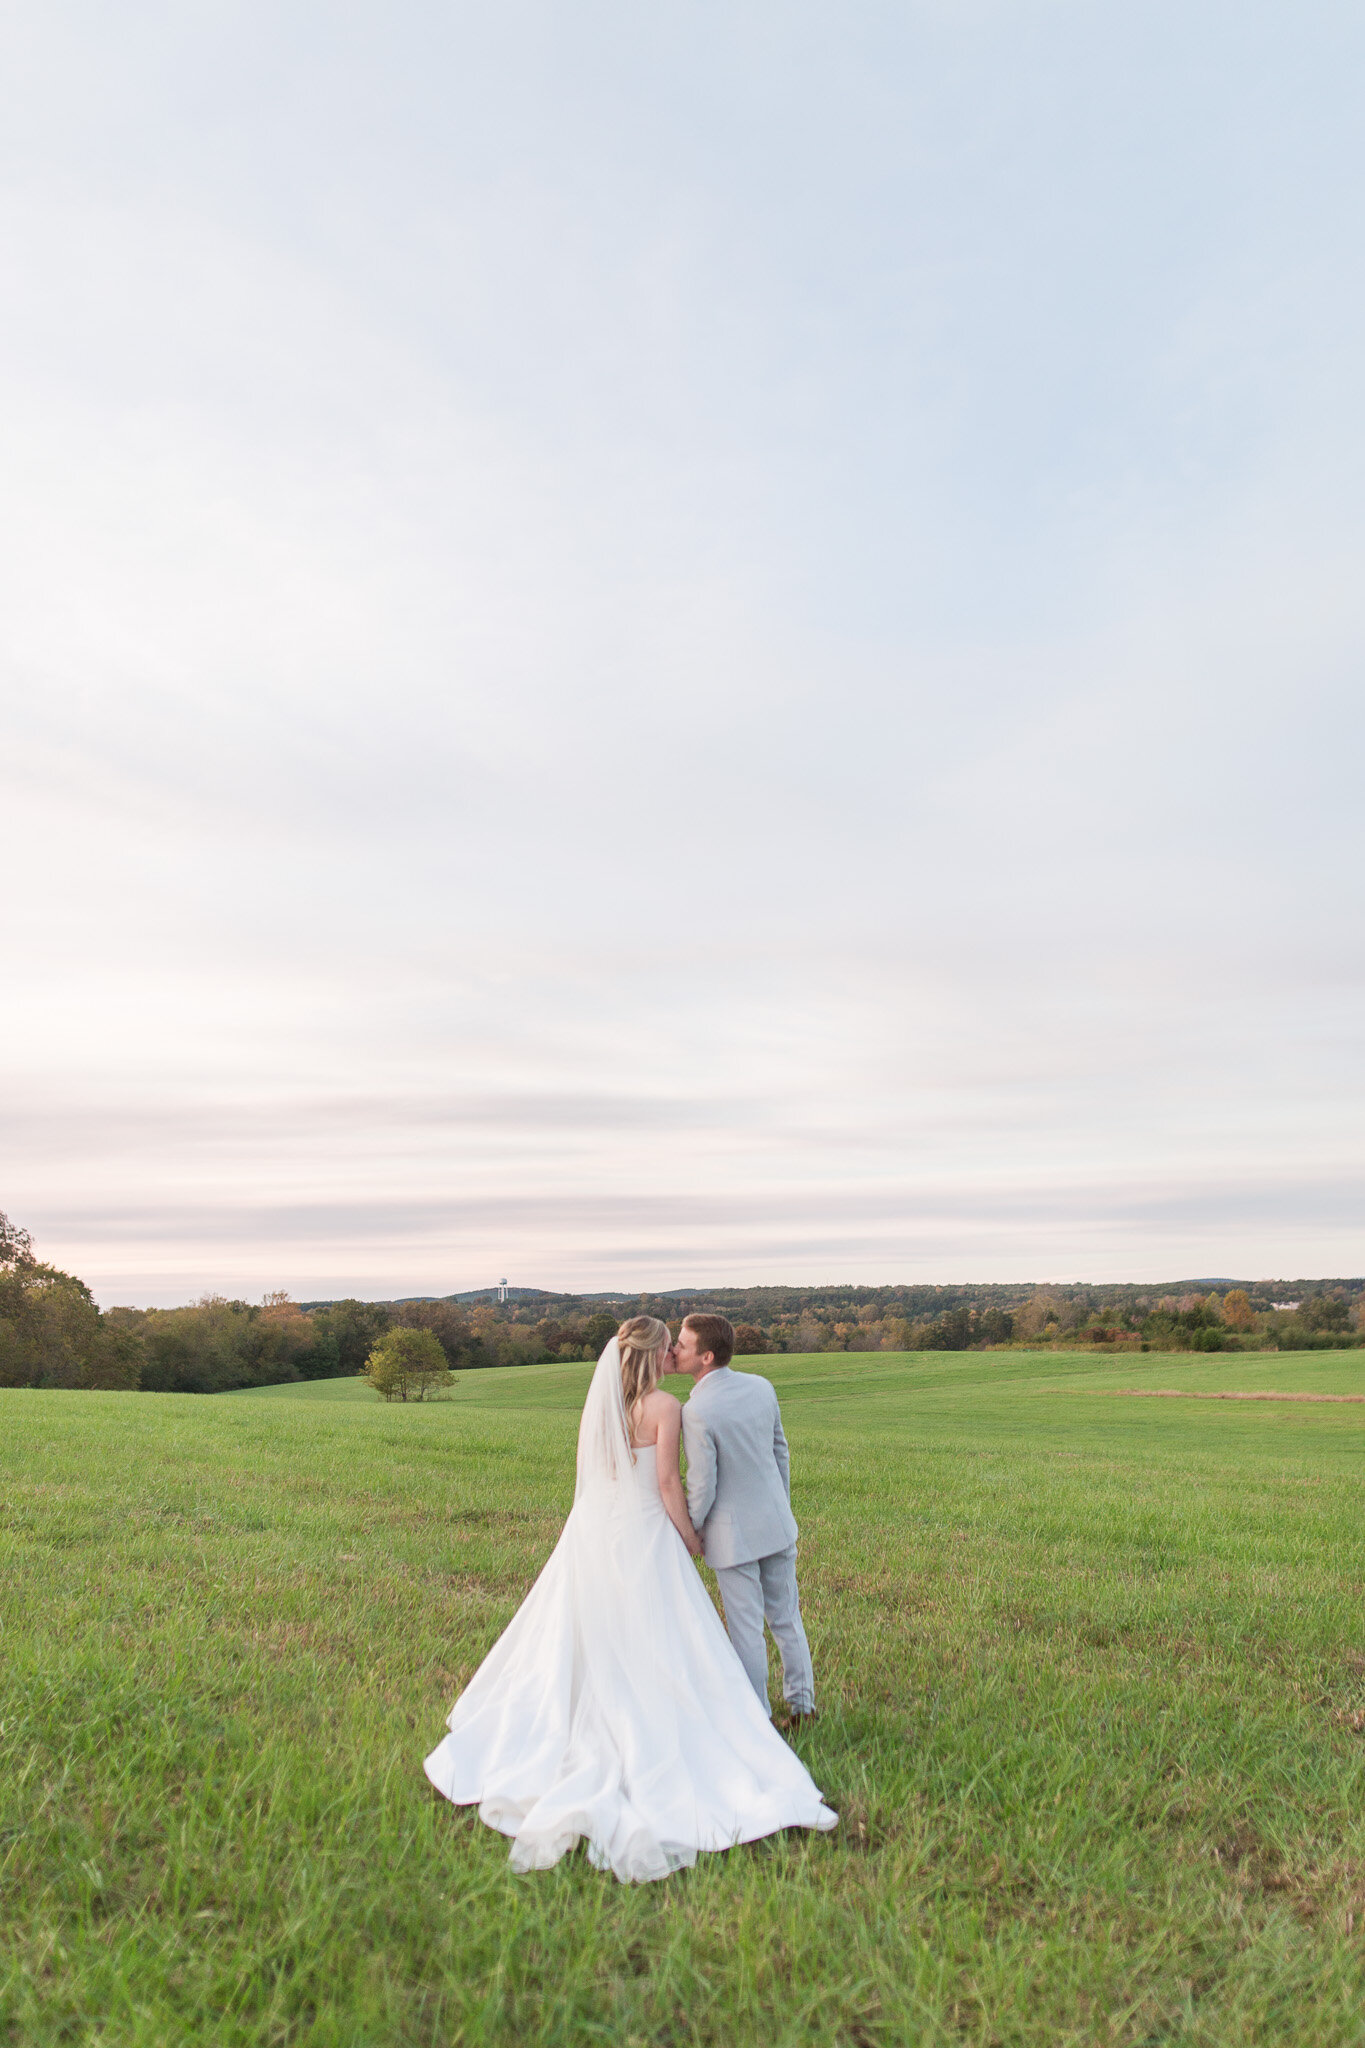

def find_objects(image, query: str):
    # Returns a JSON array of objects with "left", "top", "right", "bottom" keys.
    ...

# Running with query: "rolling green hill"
[{"left": 4, "top": 1350, "right": 1365, "bottom": 2045}]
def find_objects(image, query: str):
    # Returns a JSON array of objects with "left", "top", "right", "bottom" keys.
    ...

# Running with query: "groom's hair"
[{"left": 682, "top": 1313, "right": 734, "bottom": 1368}]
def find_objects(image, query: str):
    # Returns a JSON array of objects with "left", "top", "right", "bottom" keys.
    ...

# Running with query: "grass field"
[{"left": 4, "top": 1348, "right": 1365, "bottom": 2047}]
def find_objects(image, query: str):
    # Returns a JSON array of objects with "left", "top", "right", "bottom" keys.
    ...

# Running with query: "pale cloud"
[{"left": 2, "top": 2, "right": 1363, "bottom": 1302}]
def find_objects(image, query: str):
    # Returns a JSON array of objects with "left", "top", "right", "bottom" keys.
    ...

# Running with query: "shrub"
[{"left": 364, "top": 1326, "right": 452, "bottom": 1401}]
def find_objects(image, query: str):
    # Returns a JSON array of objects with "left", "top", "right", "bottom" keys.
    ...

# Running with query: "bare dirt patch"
[{"left": 1075, "top": 1389, "right": 1365, "bottom": 1405}]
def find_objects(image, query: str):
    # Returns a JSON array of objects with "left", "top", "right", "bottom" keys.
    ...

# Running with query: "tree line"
[
  {"left": 451, "top": 1280, "right": 1365, "bottom": 1355},
  {"left": 479, "top": 1282, "right": 1364, "bottom": 1358},
  {"left": 0, "top": 1215, "right": 628, "bottom": 1393},
  {"left": 3, "top": 1209, "right": 1361, "bottom": 1394}
]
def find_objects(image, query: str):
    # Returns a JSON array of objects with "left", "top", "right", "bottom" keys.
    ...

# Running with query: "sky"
[{"left": 3, "top": 1, "right": 1364, "bottom": 1306}]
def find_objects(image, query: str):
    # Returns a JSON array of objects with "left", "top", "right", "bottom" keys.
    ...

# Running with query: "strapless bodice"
[{"left": 629, "top": 1447, "right": 667, "bottom": 1513}]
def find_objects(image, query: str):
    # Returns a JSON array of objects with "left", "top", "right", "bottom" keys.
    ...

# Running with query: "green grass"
[{"left": 4, "top": 1349, "right": 1365, "bottom": 2047}]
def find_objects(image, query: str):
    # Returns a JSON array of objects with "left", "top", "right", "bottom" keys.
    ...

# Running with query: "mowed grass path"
[{"left": 3, "top": 1351, "right": 1365, "bottom": 2047}]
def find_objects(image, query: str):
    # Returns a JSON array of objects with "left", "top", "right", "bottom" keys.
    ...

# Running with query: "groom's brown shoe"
[{"left": 777, "top": 1707, "right": 819, "bottom": 1730}]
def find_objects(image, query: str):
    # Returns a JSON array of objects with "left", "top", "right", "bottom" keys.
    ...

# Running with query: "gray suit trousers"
[{"left": 713, "top": 1544, "right": 815, "bottom": 1716}]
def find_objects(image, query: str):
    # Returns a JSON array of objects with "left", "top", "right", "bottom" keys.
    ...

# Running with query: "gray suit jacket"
[{"left": 682, "top": 1366, "right": 799, "bottom": 1569}]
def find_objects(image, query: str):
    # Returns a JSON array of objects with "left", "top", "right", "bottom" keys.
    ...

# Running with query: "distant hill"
[
  {"left": 441, "top": 1286, "right": 560, "bottom": 1304},
  {"left": 298, "top": 1285, "right": 635, "bottom": 1311},
  {"left": 300, "top": 1277, "right": 1363, "bottom": 1318},
  {"left": 299, "top": 1286, "right": 563, "bottom": 1310}
]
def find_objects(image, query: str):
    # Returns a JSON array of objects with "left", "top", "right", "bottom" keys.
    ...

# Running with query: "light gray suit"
[{"left": 682, "top": 1366, "right": 815, "bottom": 1716}]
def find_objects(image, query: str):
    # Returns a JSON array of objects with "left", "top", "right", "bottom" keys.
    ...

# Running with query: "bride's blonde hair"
[{"left": 616, "top": 1315, "right": 670, "bottom": 1434}]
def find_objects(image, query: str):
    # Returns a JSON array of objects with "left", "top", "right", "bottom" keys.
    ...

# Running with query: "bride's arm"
[{"left": 652, "top": 1400, "right": 703, "bottom": 1557}]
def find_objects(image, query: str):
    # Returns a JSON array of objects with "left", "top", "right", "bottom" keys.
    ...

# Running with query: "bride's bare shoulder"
[{"left": 630, "top": 1386, "right": 681, "bottom": 1448}]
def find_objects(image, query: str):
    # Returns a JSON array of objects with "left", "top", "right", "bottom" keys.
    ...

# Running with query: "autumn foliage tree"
[{"left": 1222, "top": 1289, "right": 1253, "bottom": 1330}]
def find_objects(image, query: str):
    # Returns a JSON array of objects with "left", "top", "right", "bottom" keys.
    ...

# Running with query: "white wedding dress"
[{"left": 424, "top": 1339, "right": 837, "bottom": 1882}]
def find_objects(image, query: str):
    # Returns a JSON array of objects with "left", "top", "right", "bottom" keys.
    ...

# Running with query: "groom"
[{"left": 666, "top": 1313, "right": 817, "bottom": 1722}]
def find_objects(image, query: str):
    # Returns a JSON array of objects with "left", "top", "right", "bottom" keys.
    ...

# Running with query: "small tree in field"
[{"left": 364, "top": 1326, "right": 452, "bottom": 1402}]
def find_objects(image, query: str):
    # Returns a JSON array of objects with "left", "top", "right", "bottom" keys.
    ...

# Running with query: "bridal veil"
[{"left": 424, "top": 1336, "right": 837, "bottom": 1880}]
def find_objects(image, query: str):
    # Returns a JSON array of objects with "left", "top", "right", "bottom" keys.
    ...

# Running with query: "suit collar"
[{"left": 692, "top": 1366, "right": 732, "bottom": 1394}]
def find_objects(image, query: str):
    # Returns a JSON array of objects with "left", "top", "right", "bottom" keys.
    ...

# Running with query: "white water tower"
[{"left": 497, "top": 1277, "right": 509, "bottom": 1303}]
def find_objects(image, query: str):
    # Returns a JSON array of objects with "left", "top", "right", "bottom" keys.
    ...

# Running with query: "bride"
[{"left": 424, "top": 1315, "right": 837, "bottom": 1881}]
